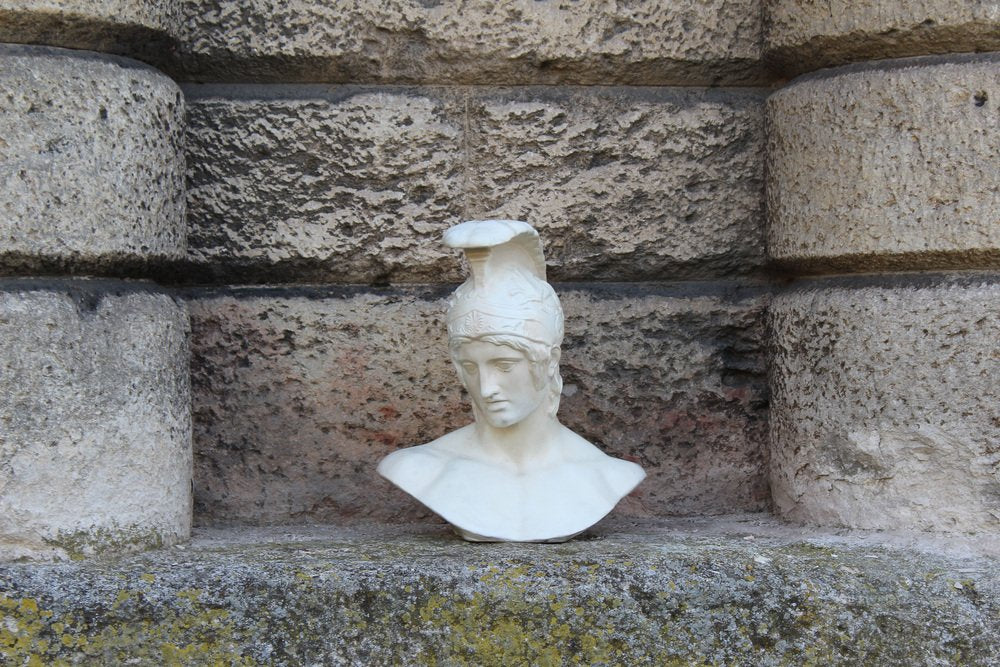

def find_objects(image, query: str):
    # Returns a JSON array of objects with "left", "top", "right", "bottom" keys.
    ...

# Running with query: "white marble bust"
[{"left": 378, "top": 220, "right": 645, "bottom": 542}]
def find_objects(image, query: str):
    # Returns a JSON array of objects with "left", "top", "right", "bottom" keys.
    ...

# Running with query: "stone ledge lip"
[
  {"left": 179, "top": 278, "right": 778, "bottom": 302},
  {"left": 0, "top": 42, "right": 172, "bottom": 74},
  {"left": 0, "top": 7, "right": 179, "bottom": 68},
  {"left": 0, "top": 276, "right": 174, "bottom": 294},
  {"left": 764, "top": 0, "right": 1000, "bottom": 76},
  {"left": 769, "top": 249, "right": 1000, "bottom": 276},
  {"left": 775, "top": 270, "right": 1000, "bottom": 292},
  {"left": 2, "top": 516, "right": 998, "bottom": 665},
  {"left": 778, "top": 50, "right": 1000, "bottom": 88},
  {"left": 182, "top": 515, "right": 1000, "bottom": 559}
]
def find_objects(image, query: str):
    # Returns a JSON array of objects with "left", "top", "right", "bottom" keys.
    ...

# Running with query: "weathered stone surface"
[
  {"left": 0, "top": 1, "right": 179, "bottom": 65},
  {"left": 183, "top": 85, "right": 466, "bottom": 285},
  {"left": 769, "top": 274, "right": 1000, "bottom": 533},
  {"left": 2, "top": 518, "right": 999, "bottom": 665},
  {"left": 187, "top": 282, "right": 769, "bottom": 525},
  {"left": 184, "top": 85, "right": 765, "bottom": 284},
  {"left": 467, "top": 87, "right": 766, "bottom": 281},
  {"left": 0, "top": 46, "right": 186, "bottom": 276},
  {"left": 0, "top": 280, "right": 192, "bottom": 561},
  {"left": 767, "top": 54, "right": 1000, "bottom": 273},
  {"left": 177, "top": 0, "right": 766, "bottom": 85},
  {"left": 765, "top": 0, "right": 1000, "bottom": 75}
]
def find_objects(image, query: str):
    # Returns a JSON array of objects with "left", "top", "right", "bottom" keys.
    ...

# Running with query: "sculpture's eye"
[
  {"left": 494, "top": 360, "right": 517, "bottom": 372},
  {"left": 460, "top": 361, "right": 478, "bottom": 374}
]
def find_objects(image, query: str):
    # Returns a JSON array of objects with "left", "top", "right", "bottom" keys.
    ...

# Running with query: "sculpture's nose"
[{"left": 479, "top": 368, "right": 502, "bottom": 399}]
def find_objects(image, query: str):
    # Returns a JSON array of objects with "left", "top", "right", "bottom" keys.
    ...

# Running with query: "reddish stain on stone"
[{"left": 378, "top": 405, "right": 401, "bottom": 420}]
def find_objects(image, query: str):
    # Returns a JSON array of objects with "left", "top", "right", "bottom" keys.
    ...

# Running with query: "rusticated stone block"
[
  {"left": 2, "top": 521, "right": 999, "bottom": 664},
  {"left": 765, "top": 0, "right": 1000, "bottom": 75},
  {"left": 0, "top": 46, "right": 186, "bottom": 276},
  {"left": 184, "top": 85, "right": 466, "bottom": 284},
  {"left": 188, "top": 282, "right": 769, "bottom": 525},
  {"left": 466, "top": 87, "right": 766, "bottom": 280},
  {"left": 769, "top": 274, "right": 1000, "bottom": 533},
  {"left": 0, "top": 1, "right": 179, "bottom": 64},
  {"left": 177, "top": 0, "right": 765, "bottom": 85},
  {"left": 767, "top": 54, "right": 1000, "bottom": 273},
  {"left": 184, "top": 85, "right": 765, "bottom": 283},
  {"left": 0, "top": 280, "right": 192, "bottom": 561}
]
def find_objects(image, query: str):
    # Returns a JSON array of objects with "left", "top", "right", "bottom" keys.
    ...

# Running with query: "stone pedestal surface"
[
  {"left": 0, "top": 45, "right": 186, "bottom": 276},
  {"left": 769, "top": 275, "right": 1000, "bottom": 533},
  {"left": 1, "top": 518, "right": 998, "bottom": 665},
  {"left": 0, "top": 281, "right": 192, "bottom": 560}
]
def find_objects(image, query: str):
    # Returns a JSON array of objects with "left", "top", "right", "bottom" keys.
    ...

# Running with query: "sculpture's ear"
[
  {"left": 548, "top": 347, "right": 561, "bottom": 376},
  {"left": 451, "top": 359, "right": 468, "bottom": 388}
]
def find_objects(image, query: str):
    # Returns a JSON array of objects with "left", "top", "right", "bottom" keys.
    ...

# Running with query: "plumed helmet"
[{"left": 444, "top": 220, "right": 564, "bottom": 348}]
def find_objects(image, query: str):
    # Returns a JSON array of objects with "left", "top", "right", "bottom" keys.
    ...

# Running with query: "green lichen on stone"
[
  {"left": 0, "top": 587, "right": 255, "bottom": 666},
  {"left": 45, "top": 525, "right": 168, "bottom": 560},
  {"left": 1, "top": 527, "right": 998, "bottom": 665}
]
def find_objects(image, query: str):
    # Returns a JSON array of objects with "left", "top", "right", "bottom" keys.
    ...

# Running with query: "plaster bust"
[{"left": 378, "top": 220, "right": 645, "bottom": 542}]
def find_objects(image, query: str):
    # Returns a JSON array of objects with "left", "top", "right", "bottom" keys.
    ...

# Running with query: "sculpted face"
[{"left": 455, "top": 340, "right": 550, "bottom": 429}]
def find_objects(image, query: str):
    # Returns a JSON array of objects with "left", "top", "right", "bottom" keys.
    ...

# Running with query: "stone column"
[
  {"left": 0, "top": 40, "right": 191, "bottom": 559},
  {"left": 765, "top": 4, "right": 1000, "bottom": 532}
]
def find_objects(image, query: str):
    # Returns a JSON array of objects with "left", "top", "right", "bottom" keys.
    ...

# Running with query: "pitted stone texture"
[
  {"left": 188, "top": 283, "right": 769, "bottom": 525},
  {"left": 185, "top": 86, "right": 765, "bottom": 284},
  {"left": 2, "top": 520, "right": 999, "bottom": 665},
  {"left": 0, "top": 1, "right": 179, "bottom": 64},
  {"left": 769, "top": 276, "right": 1000, "bottom": 533},
  {"left": 765, "top": 0, "right": 1000, "bottom": 75},
  {"left": 0, "top": 46, "right": 186, "bottom": 275},
  {"left": 184, "top": 86, "right": 466, "bottom": 284},
  {"left": 767, "top": 55, "right": 1000, "bottom": 274},
  {"left": 467, "top": 87, "right": 766, "bottom": 281},
  {"left": 177, "top": 0, "right": 765, "bottom": 85},
  {"left": 0, "top": 281, "right": 192, "bottom": 561}
]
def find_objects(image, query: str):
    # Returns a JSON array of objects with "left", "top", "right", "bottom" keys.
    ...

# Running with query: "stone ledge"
[{"left": 1, "top": 517, "right": 998, "bottom": 665}]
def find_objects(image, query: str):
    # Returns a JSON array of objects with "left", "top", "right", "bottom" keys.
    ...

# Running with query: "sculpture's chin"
[
  {"left": 482, "top": 414, "right": 518, "bottom": 429},
  {"left": 453, "top": 526, "right": 583, "bottom": 544}
]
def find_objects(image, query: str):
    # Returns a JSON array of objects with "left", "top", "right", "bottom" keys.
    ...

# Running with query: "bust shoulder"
[{"left": 376, "top": 426, "right": 476, "bottom": 497}]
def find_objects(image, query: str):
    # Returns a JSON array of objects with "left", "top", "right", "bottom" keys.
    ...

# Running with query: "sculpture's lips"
[{"left": 485, "top": 400, "right": 508, "bottom": 409}]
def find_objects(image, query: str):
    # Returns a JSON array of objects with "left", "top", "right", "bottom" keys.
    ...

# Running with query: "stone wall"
[
  {"left": 3, "top": 1, "right": 999, "bottom": 664},
  {"left": 173, "top": 0, "right": 774, "bottom": 524},
  {"left": 0, "top": 41, "right": 191, "bottom": 559},
  {"left": 764, "top": 7, "right": 1000, "bottom": 533},
  {"left": 2, "top": 0, "right": 997, "bottom": 549}
]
